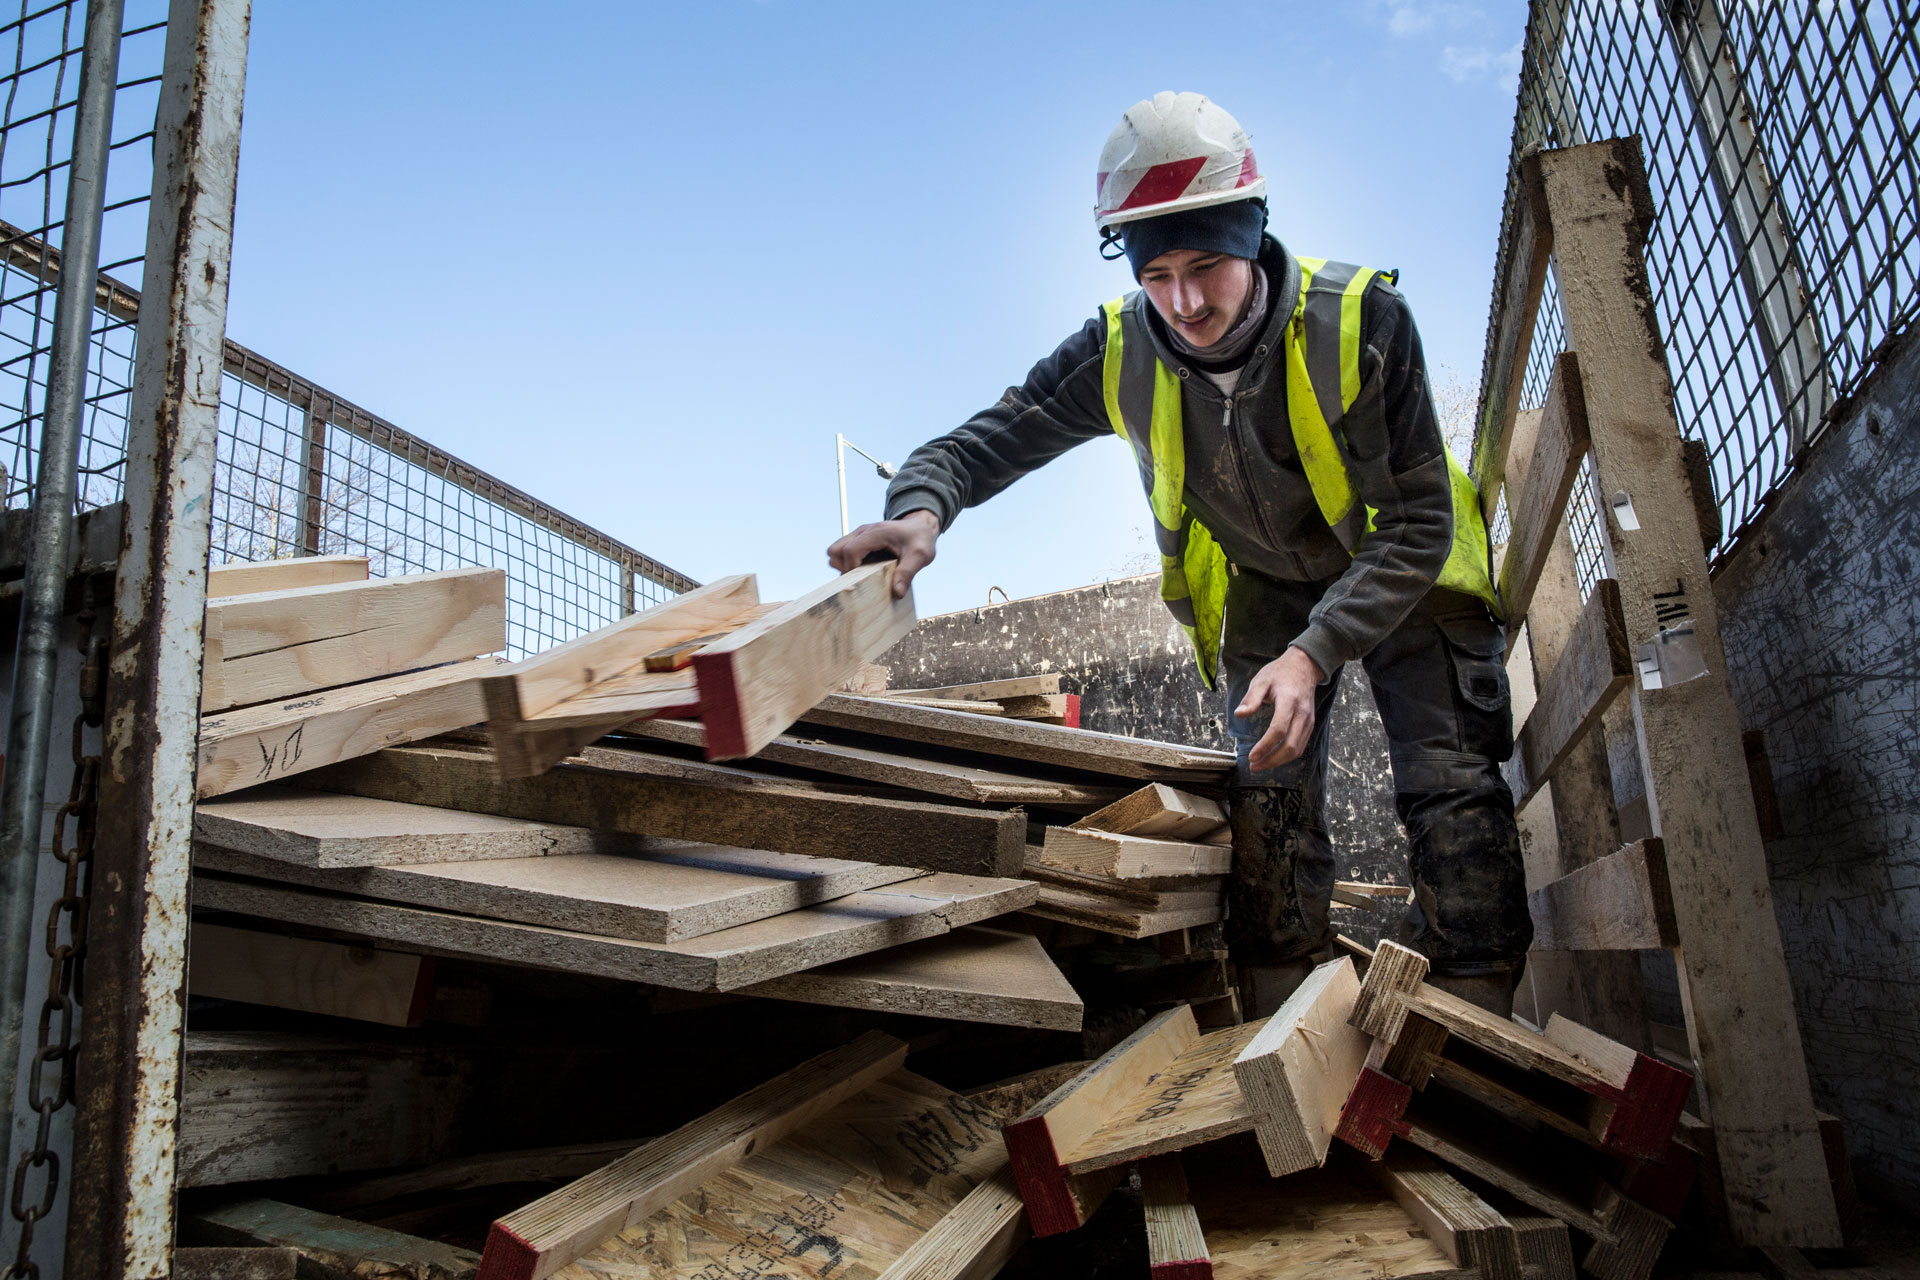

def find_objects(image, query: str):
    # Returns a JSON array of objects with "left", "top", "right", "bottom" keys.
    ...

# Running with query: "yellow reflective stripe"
[
  {"left": 1100, "top": 297, "right": 1128, "bottom": 442},
  {"left": 1284, "top": 309, "right": 1355, "bottom": 528},
  {"left": 1338, "top": 268, "right": 1372, "bottom": 410},
  {"left": 1437, "top": 449, "right": 1500, "bottom": 612},
  {"left": 1148, "top": 361, "right": 1186, "bottom": 533}
]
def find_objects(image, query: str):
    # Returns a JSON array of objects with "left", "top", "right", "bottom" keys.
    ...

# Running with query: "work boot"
[
  {"left": 1428, "top": 970, "right": 1516, "bottom": 1020},
  {"left": 1238, "top": 960, "right": 1313, "bottom": 1019},
  {"left": 1237, "top": 947, "right": 1338, "bottom": 1019}
]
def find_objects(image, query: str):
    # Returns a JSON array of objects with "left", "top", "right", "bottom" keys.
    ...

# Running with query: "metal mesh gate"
[{"left": 1486, "top": 0, "right": 1919, "bottom": 587}]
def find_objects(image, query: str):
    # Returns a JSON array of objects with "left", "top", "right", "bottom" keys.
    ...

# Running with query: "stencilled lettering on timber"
[
  {"left": 896, "top": 1096, "right": 998, "bottom": 1176},
  {"left": 1135, "top": 1067, "right": 1214, "bottom": 1122},
  {"left": 689, "top": 1193, "right": 848, "bottom": 1280},
  {"left": 1653, "top": 577, "right": 1691, "bottom": 625}
]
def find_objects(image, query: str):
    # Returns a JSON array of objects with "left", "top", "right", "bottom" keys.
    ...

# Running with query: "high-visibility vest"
[{"left": 1100, "top": 256, "right": 1500, "bottom": 689}]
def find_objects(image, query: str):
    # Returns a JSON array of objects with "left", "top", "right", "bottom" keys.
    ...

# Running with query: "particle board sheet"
[
  {"left": 742, "top": 925, "right": 1084, "bottom": 1031},
  {"left": 1024, "top": 884, "right": 1224, "bottom": 940},
  {"left": 886, "top": 675, "right": 1062, "bottom": 702},
  {"left": 201, "top": 567, "right": 506, "bottom": 713},
  {"left": 799, "top": 693, "right": 1236, "bottom": 783},
  {"left": 190, "top": 870, "right": 1038, "bottom": 993},
  {"left": 626, "top": 718, "right": 1126, "bottom": 809},
  {"left": 550, "top": 1071, "right": 1006, "bottom": 1280},
  {"left": 193, "top": 842, "right": 922, "bottom": 943},
  {"left": 193, "top": 786, "right": 629, "bottom": 868},
  {"left": 302, "top": 743, "right": 1026, "bottom": 878}
]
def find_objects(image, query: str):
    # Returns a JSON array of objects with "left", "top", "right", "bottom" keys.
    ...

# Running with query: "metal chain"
[{"left": 6, "top": 586, "right": 105, "bottom": 1280}]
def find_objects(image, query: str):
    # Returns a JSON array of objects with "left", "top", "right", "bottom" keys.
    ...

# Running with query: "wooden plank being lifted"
[
  {"left": 194, "top": 841, "right": 920, "bottom": 943},
  {"left": 191, "top": 869, "right": 1038, "bottom": 993},
  {"left": 626, "top": 717, "right": 1125, "bottom": 809},
  {"left": 206, "top": 554, "right": 368, "bottom": 598},
  {"left": 695, "top": 562, "right": 918, "bottom": 760},
  {"left": 201, "top": 567, "right": 505, "bottom": 713},
  {"left": 195, "top": 657, "right": 502, "bottom": 799},
  {"left": 1528, "top": 839, "right": 1676, "bottom": 951},
  {"left": 800, "top": 693, "right": 1236, "bottom": 783},
  {"left": 1498, "top": 352, "right": 1592, "bottom": 632},
  {"left": 482, "top": 574, "right": 763, "bottom": 779},
  {"left": 301, "top": 742, "right": 1027, "bottom": 877},
  {"left": 1505, "top": 579, "right": 1632, "bottom": 810},
  {"left": 193, "top": 786, "right": 624, "bottom": 868},
  {"left": 479, "top": 1032, "right": 906, "bottom": 1280}
]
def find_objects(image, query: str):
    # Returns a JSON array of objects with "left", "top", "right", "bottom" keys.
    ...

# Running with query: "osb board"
[
  {"left": 553, "top": 1071, "right": 1003, "bottom": 1279},
  {"left": 1059, "top": 1016, "right": 1268, "bottom": 1174},
  {"left": 1188, "top": 1143, "right": 1460, "bottom": 1280}
]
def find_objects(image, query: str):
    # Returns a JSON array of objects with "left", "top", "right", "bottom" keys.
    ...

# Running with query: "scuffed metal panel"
[
  {"left": 880, "top": 575, "right": 1409, "bottom": 886},
  {"left": 1714, "top": 328, "right": 1920, "bottom": 1206}
]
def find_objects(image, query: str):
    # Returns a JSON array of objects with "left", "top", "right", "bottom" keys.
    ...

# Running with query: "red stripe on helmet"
[
  {"left": 1113, "top": 156, "right": 1207, "bottom": 212},
  {"left": 1237, "top": 147, "right": 1259, "bottom": 187}
]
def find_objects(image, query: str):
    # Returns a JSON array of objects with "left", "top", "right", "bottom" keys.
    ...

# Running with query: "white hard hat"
[{"left": 1095, "top": 91, "right": 1266, "bottom": 230}]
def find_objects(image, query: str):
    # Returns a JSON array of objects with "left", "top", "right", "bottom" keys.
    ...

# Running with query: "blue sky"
[{"left": 224, "top": 0, "right": 1527, "bottom": 616}]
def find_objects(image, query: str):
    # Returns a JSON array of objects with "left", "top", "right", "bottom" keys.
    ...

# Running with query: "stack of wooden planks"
[
  {"left": 1022, "top": 784, "right": 1232, "bottom": 939},
  {"left": 196, "top": 556, "right": 510, "bottom": 799}
]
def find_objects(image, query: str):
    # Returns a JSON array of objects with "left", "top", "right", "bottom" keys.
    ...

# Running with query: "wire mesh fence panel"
[
  {"left": 1485, "top": 0, "right": 1920, "bottom": 593},
  {"left": 0, "top": 1, "right": 164, "bottom": 514},
  {"left": 206, "top": 344, "right": 695, "bottom": 657}
]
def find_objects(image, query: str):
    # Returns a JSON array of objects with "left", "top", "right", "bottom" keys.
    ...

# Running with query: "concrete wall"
[
  {"left": 880, "top": 574, "right": 1412, "bottom": 883},
  {"left": 1712, "top": 329, "right": 1920, "bottom": 1207}
]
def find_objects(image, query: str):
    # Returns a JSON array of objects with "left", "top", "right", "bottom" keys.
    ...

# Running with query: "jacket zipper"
[{"left": 1220, "top": 394, "right": 1281, "bottom": 550}]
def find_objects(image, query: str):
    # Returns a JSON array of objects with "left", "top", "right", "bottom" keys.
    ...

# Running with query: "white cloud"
[
  {"left": 1378, "top": 2, "right": 1485, "bottom": 37},
  {"left": 1441, "top": 40, "right": 1524, "bottom": 94}
]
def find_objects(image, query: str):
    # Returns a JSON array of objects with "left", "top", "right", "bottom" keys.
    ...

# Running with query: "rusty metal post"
[
  {"left": 0, "top": 0, "right": 123, "bottom": 1186},
  {"left": 63, "top": 1, "right": 250, "bottom": 1276},
  {"left": 298, "top": 404, "right": 327, "bottom": 555}
]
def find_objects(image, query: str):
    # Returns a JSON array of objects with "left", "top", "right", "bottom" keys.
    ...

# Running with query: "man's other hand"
[
  {"left": 827, "top": 509, "right": 939, "bottom": 598},
  {"left": 1234, "top": 646, "right": 1326, "bottom": 772}
]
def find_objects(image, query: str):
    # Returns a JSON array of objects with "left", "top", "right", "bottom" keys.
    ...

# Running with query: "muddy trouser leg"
[
  {"left": 1220, "top": 569, "right": 1345, "bottom": 967},
  {"left": 1362, "top": 586, "right": 1533, "bottom": 976}
]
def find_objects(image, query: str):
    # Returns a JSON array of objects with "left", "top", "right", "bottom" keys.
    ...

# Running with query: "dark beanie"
[{"left": 1122, "top": 198, "right": 1268, "bottom": 278}]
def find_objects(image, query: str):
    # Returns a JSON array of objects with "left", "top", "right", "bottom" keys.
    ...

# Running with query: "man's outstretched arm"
[{"left": 824, "top": 316, "right": 1112, "bottom": 596}]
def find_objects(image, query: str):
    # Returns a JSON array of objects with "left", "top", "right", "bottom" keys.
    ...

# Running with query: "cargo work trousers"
[{"left": 1221, "top": 568, "right": 1533, "bottom": 975}]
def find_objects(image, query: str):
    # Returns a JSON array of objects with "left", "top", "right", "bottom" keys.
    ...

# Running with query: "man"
[{"left": 827, "top": 91, "right": 1530, "bottom": 1016}]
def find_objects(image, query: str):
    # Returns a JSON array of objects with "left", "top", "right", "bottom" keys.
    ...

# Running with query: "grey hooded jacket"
[{"left": 883, "top": 235, "right": 1458, "bottom": 679}]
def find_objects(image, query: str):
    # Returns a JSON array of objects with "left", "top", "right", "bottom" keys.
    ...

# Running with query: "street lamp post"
[{"left": 836, "top": 433, "right": 898, "bottom": 536}]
